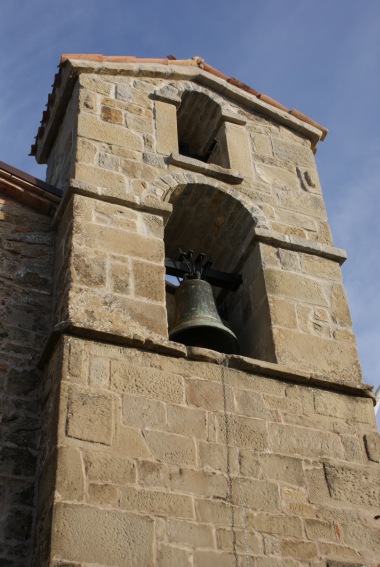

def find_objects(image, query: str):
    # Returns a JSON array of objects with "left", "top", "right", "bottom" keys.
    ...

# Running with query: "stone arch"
[{"left": 149, "top": 174, "right": 273, "bottom": 359}]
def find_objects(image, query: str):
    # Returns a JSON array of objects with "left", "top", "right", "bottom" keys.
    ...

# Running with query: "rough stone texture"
[
  {"left": 0, "top": 194, "right": 54, "bottom": 566},
  {"left": 33, "top": 337, "right": 379, "bottom": 566}
]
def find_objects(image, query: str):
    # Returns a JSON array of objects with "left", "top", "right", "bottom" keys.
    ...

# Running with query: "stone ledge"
[
  {"left": 254, "top": 228, "right": 347, "bottom": 264},
  {"left": 39, "top": 325, "right": 375, "bottom": 404},
  {"left": 52, "top": 180, "right": 173, "bottom": 228},
  {"left": 169, "top": 153, "right": 243, "bottom": 184}
]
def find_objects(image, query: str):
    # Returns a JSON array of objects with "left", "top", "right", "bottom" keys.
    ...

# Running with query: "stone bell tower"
[{"left": 30, "top": 54, "right": 379, "bottom": 566}]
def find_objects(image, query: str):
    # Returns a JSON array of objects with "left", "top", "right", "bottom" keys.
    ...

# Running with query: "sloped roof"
[{"left": 0, "top": 161, "right": 61, "bottom": 214}]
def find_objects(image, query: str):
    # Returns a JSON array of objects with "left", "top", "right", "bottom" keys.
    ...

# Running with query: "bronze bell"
[{"left": 169, "top": 276, "right": 239, "bottom": 354}]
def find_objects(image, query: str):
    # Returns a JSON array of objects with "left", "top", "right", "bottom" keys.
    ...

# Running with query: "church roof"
[
  {"left": 31, "top": 54, "right": 328, "bottom": 160},
  {"left": 0, "top": 161, "right": 61, "bottom": 214}
]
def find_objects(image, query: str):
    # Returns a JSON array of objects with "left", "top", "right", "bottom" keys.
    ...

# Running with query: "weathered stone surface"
[
  {"left": 142, "top": 430, "right": 196, "bottom": 466},
  {"left": 269, "top": 422, "right": 344, "bottom": 459},
  {"left": 77, "top": 113, "right": 143, "bottom": 151},
  {"left": 167, "top": 519, "right": 215, "bottom": 548},
  {"left": 83, "top": 451, "right": 136, "bottom": 484},
  {"left": 364, "top": 432, "right": 380, "bottom": 462},
  {"left": 273, "top": 327, "right": 362, "bottom": 383},
  {"left": 280, "top": 539, "right": 319, "bottom": 560},
  {"left": 157, "top": 544, "right": 192, "bottom": 567},
  {"left": 314, "top": 390, "right": 375, "bottom": 425},
  {"left": 55, "top": 447, "right": 84, "bottom": 501},
  {"left": 51, "top": 503, "right": 154, "bottom": 565},
  {"left": 119, "top": 486, "right": 194, "bottom": 518},
  {"left": 259, "top": 454, "right": 304, "bottom": 485},
  {"left": 171, "top": 467, "right": 228, "bottom": 499},
  {"left": 66, "top": 387, "right": 114, "bottom": 445},
  {"left": 324, "top": 462, "right": 380, "bottom": 508},
  {"left": 111, "top": 362, "right": 184, "bottom": 404},
  {"left": 122, "top": 394, "right": 166, "bottom": 428},
  {"left": 265, "top": 267, "right": 328, "bottom": 306}
]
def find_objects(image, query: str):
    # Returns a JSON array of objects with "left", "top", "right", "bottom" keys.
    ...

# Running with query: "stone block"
[
  {"left": 279, "top": 539, "right": 319, "bottom": 560},
  {"left": 119, "top": 486, "right": 194, "bottom": 518},
  {"left": 101, "top": 105, "right": 123, "bottom": 124},
  {"left": 277, "top": 188, "right": 327, "bottom": 219},
  {"left": 186, "top": 378, "right": 224, "bottom": 411},
  {"left": 88, "top": 357, "right": 110, "bottom": 388},
  {"left": 132, "top": 260, "right": 165, "bottom": 302},
  {"left": 112, "top": 425, "right": 152, "bottom": 458},
  {"left": 304, "top": 466, "right": 332, "bottom": 505},
  {"left": 109, "top": 261, "right": 131, "bottom": 295},
  {"left": 278, "top": 249, "right": 301, "bottom": 271},
  {"left": 364, "top": 432, "right": 380, "bottom": 462},
  {"left": 331, "top": 284, "right": 352, "bottom": 326},
  {"left": 123, "top": 394, "right": 166, "bottom": 428},
  {"left": 224, "top": 122, "right": 253, "bottom": 178},
  {"left": 256, "top": 163, "right": 300, "bottom": 191},
  {"left": 275, "top": 208, "right": 318, "bottom": 232},
  {"left": 235, "top": 478, "right": 280, "bottom": 512},
  {"left": 142, "top": 430, "right": 196, "bottom": 466},
  {"left": 167, "top": 519, "right": 215, "bottom": 548},
  {"left": 324, "top": 462, "right": 380, "bottom": 508},
  {"left": 249, "top": 513, "right": 303, "bottom": 537},
  {"left": 155, "top": 100, "right": 179, "bottom": 155},
  {"left": 55, "top": 446, "right": 84, "bottom": 502},
  {"left": 77, "top": 113, "right": 143, "bottom": 151},
  {"left": 75, "top": 163, "right": 126, "bottom": 193},
  {"left": 314, "top": 390, "right": 375, "bottom": 425},
  {"left": 80, "top": 74, "right": 113, "bottom": 96},
  {"left": 157, "top": 544, "right": 192, "bottom": 567},
  {"left": 264, "top": 267, "right": 328, "bottom": 306},
  {"left": 216, "top": 527, "right": 262, "bottom": 554},
  {"left": 269, "top": 423, "right": 344, "bottom": 459},
  {"left": 166, "top": 404, "right": 207, "bottom": 439},
  {"left": 341, "top": 522, "right": 380, "bottom": 556},
  {"left": 83, "top": 451, "right": 136, "bottom": 484},
  {"left": 51, "top": 503, "right": 154, "bottom": 565},
  {"left": 87, "top": 483, "right": 118, "bottom": 506},
  {"left": 259, "top": 454, "right": 304, "bottom": 485},
  {"left": 193, "top": 550, "right": 237, "bottom": 567},
  {"left": 125, "top": 112, "right": 153, "bottom": 134},
  {"left": 198, "top": 441, "right": 239, "bottom": 476},
  {"left": 301, "top": 254, "right": 341, "bottom": 280},
  {"left": 76, "top": 137, "right": 97, "bottom": 164},
  {"left": 78, "top": 223, "right": 164, "bottom": 263},
  {"left": 217, "top": 414, "right": 269, "bottom": 451},
  {"left": 66, "top": 387, "right": 114, "bottom": 445},
  {"left": 138, "top": 460, "right": 171, "bottom": 489},
  {"left": 171, "top": 467, "right": 228, "bottom": 499},
  {"left": 196, "top": 499, "right": 242, "bottom": 527},
  {"left": 304, "top": 518, "right": 336, "bottom": 541},
  {"left": 318, "top": 542, "right": 362, "bottom": 562},
  {"left": 272, "top": 327, "right": 362, "bottom": 383},
  {"left": 235, "top": 388, "right": 277, "bottom": 420},
  {"left": 252, "top": 133, "right": 272, "bottom": 156},
  {"left": 272, "top": 137, "right": 315, "bottom": 168},
  {"left": 71, "top": 245, "right": 107, "bottom": 288},
  {"left": 111, "top": 363, "right": 184, "bottom": 404},
  {"left": 340, "top": 435, "right": 364, "bottom": 463},
  {"left": 238, "top": 450, "right": 261, "bottom": 478}
]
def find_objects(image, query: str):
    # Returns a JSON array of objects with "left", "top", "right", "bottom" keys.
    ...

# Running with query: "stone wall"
[
  {"left": 36, "top": 335, "right": 379, "bottom": 567},
  {"left": 0, "top": 194, "right": 54, "bottom": 566}
]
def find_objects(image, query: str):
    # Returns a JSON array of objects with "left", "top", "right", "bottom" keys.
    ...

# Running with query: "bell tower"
[{"left": 30, "top": 54, "right": 379, "bottom": 566}]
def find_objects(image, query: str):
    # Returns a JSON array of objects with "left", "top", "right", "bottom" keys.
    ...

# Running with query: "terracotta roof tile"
[{"left": 0, "top": 161, "right": 61, "bottom": 214}]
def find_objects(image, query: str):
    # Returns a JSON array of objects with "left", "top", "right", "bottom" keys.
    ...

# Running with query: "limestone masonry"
[{"left": 0, "top": 55, "right": 379, "bottom": 566}]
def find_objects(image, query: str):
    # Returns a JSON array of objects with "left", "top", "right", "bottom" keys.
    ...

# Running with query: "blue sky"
[{"left": 1, "top": 0, "right": 379, "bottom": 405}]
